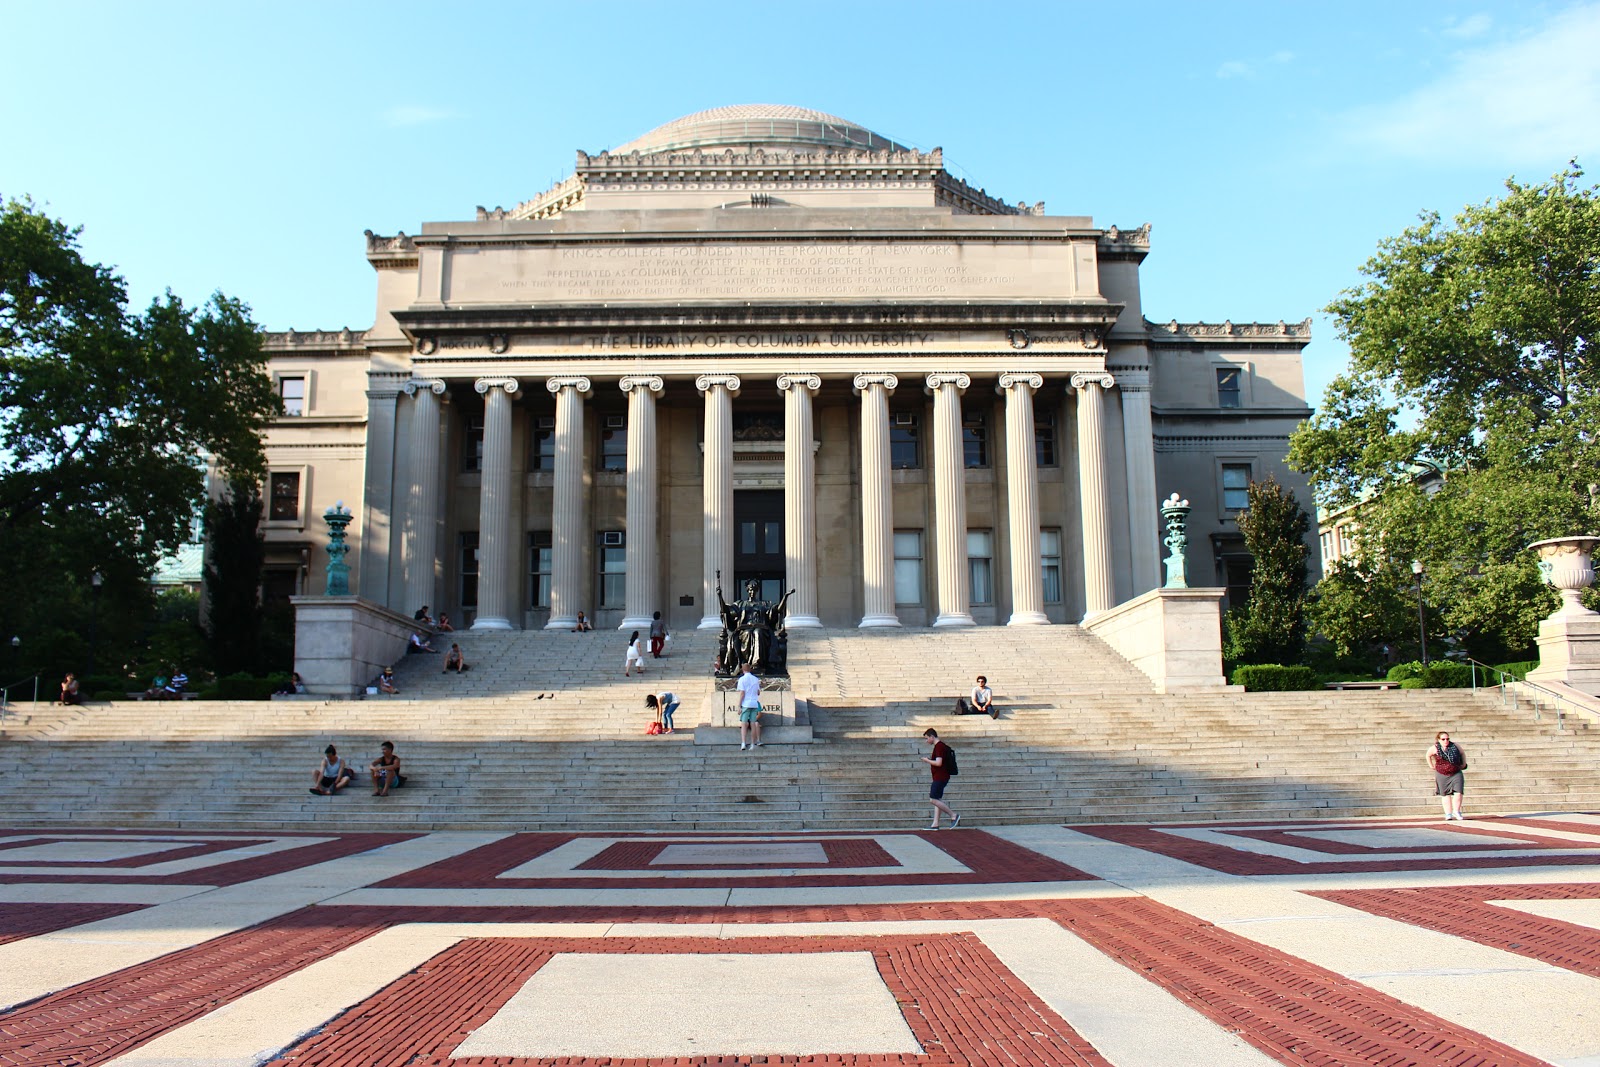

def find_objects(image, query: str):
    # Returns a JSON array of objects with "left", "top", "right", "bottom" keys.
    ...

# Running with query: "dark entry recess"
[{"left": 733, "top": 489, "right": 785, "bottom": 602}]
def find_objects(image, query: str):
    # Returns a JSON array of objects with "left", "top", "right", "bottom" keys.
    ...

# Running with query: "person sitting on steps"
[
  {"left": 955, "top": 675, "right": 995, "bottom": 718},
  {"left": 376, "top": 666, "right": 399, "bottom": 695},
  {"left": 408, "top": 631, "right": 436, "bottom": 654},
  {"left": 574, "top": 611, "right": 593, "bottom": 632},
  {"left": 369, "top": 741, "right": 406, "bottom": 796},
  {"left": 442, "top": 643, "right": 468, "bottom": 673},
  {"left": 310, "top": 744, "right": 356, "bottom": 795},
  {"left": 436, "top": 613, "right": 454, "bottom": 632}
]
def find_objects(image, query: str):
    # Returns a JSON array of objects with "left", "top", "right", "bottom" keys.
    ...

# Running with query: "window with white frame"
[
  {"left": 967, "top": 529, "right": 994, "bottom": 604},
  {"left": 890, "top": 413, "right": 920, "bottom": 469},
  {"left": 1216, "top": 366, "right": 1242, "bottom": 408},
  {"left": 529, "top": 531, "right": 552, "bottom": 608},
  {"left": 597, "top": 530, "right": 625, "bottom": 608},
  {"left": 278, "top": 376, "right": 305, "bottom": 416},
  {"left": 1040, "top": 529, "right": 1063, "bottom": 603},
  {"left": 893, "top": 530, "right": 924, "bottom": 605}
]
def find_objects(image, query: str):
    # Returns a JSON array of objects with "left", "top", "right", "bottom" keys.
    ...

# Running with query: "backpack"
[{"left": 944, "top": 744, "right": 959, "bottom": 776}]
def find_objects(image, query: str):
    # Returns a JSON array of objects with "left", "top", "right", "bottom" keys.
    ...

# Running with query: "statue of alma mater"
[{"left": 714, "top": 572, "right": 795, "bottom": 676}]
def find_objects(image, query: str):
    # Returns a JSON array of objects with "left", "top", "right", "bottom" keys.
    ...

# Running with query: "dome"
[{"left": 611, "top": 104, "right": 910, "bottom": 155}]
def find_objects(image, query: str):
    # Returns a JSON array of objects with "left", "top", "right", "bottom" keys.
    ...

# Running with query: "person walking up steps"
[
  {"left": 921, "top": 728, "right": 960, "bottom": 829},
  {"left": 624, "top": 631, "right": 647, "bottom": 676}
]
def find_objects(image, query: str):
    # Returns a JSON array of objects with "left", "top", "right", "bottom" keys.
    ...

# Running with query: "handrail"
[
  {"left": 0, "top": 673, "right": 41, "bottom": 730},
  {"left": 1467, "top": 657, "right": 1587, "bottom": 729}
]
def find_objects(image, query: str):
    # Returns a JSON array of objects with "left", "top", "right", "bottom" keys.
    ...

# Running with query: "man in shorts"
[
  {"left": 369, "top": 741, "right": 406, "bottom": 797},
  {"left": 737, "top": 663, "right": 763, "bottom": 750},
  {"left": 921, "top": 728, "right": 960, "bottom": 829}
]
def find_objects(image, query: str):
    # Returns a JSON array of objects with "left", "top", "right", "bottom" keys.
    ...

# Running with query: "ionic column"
[
  {"left": 472, "top": 377, "right": 519, "bottom": 630},
  {"left": 854, "top": 373, "right": 900, "bottom": 627},
  {"left": 1117, "top": 368, "right": 1161, "bottom": 595},
  {"left": 544, "top": 376, "right": 591, "bottom": 630},
  {"left": 619, "top": 375, "right": 664, "bottom": 630},
  {"left": 697, "top": 374, "right": 740, "bottom": 629},
  {"left": 928, "top": 372, "right": 974, "bottom": 627},
  {"left": 778, "top": 373, "right": 822, "bottom": 628},
  {"left": 1000, "top": 372, "right": 1048, "bottom": 625},
  {"left": 1074, "top": 371, "right": 1116, "bottom": 619},
  {"left": 401, "top": 377, "right": 446, "bottom": 617}
]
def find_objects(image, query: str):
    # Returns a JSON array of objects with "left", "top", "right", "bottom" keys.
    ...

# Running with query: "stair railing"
[
  {"left": 1467, "top": 658, "right": 1587, "bottom": 730},
  {"left": 0, "top": 673, "right": 41, "bottom": 731}
]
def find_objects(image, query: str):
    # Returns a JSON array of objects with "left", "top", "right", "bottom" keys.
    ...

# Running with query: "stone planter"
[
  {"left": 1527, "top": 535, "right": 1600, "bottom": 696},
  {"left": 1530, "top": 536, "right": 1600, "bottom": 617}
]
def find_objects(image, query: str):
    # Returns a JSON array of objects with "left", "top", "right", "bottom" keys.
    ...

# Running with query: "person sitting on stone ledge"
[
  {"left": 59, "top": 672, "right": 81, "bottom": 706},
  {"left": 413, "top": 605, "right": 433, "bottom": 625},
  {"left": 442, "top": 643, "right": 468, "bottom": 673},
  {"left": 574, "top": 611, "right": 593, "bottom": 632},
  {"left": 310, "top": 744, "right": 356, "bottom": 795},
  {"left": 436, "top": 613, "right": 455, "bottom": 632},
  {"left": 408, "top": 631, "right": 436, "bottom": 654}
]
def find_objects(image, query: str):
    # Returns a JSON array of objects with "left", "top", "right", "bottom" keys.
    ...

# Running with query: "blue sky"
[{"left": 3, "top": 1, "right": 1597, "bottom": 406}]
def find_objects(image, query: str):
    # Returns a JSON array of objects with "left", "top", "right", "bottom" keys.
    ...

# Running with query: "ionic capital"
[
  {"left": 619, "top": 375, "right": 665, "bottom": 395},
  {"left": 695, "top": 373, "right": 741, "bottom": 398},
  {"left": 776, "top": 373, "right": 822, "bottom": 395},
  {"left": 1070, "top": 371, "right": 1116, "bottom": 392},
  {"left": 402, "top": 377, "right": 447, "bottom": 397},
  {"left": 997, "top": 372, "right": 1043, "bottom": 395},
  {"left": 852, "top": 372, "right": 898, "bottom": 395},
  {"left": 925, "top": 372, "right": 971, "bottom": 395},
  {"left": 545, "top": 376, "right": 593, "bottom": 398},
  {"left": 474, "top": 377, "right": 520, "bottom": 396}
]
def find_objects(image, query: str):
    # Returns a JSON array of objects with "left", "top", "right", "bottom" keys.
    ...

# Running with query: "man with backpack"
[{"left": 920, "top": 727, "right": 960, "bottom": 829}]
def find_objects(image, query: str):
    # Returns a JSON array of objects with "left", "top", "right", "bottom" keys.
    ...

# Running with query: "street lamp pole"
[
  {"left": 1411, "top": 560, "right": 1428, "bottom": 666},
  {"left": 88, "top": 570, "right": 103, "bottom": 678}
]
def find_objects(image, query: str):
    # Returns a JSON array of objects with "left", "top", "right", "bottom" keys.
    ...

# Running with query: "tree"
[
  {"left": 0, "top": 197, "right": 279, "bottom": 677},
  {"left": 203, "top": 482, "right": 265, "bottom": 675},
  {"left": 1305, "top": 557, "right": 1419, "bottom": 662},
  {"left": 1289, "top": 165, "right": 1598, "bottom": 660},
  {"left": 1224, "top": 477, "right": 1311, "bottom": 666}
]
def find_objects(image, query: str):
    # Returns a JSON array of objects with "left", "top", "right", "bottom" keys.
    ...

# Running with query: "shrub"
[
  {"left": 1387, "top": 661, "right": 1426, "bottom": 682},
  {"left": 1232, "top": 664, "right": 1318, "bottom": 691},
  {"left": 212, "top": 672, "right": 279, "bottom": 701},
  {"left": 1493, "top": 660, "right": 1538, "bottom": 681},
  {"left": 1387, "top": 660, "right": 1475, "bottom": 688}
]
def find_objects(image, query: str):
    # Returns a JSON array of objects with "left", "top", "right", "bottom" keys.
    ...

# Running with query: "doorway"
[{"left": 734, "top": 490, "right": 785, "bottom": 602}]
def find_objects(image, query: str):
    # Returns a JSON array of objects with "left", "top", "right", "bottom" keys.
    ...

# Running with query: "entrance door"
[{"left": 734, "top": 490, "right": 785, "bottom": 602}]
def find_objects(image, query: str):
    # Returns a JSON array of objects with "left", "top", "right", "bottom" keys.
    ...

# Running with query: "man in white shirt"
[
  {"left": 737, "top": 664, "right": 764, "bottom": 750},
  {"left": 956, "top": 675, "right": 995, "bottom": 718}
]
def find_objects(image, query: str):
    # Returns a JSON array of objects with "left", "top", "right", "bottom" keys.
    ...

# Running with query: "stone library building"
[{"left": 257, "top": 104, "right": 1316, "bottom": 634}]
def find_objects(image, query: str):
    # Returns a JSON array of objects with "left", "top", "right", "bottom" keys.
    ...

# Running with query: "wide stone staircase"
[{"left": 1, "top": 625, "right": 1597, "bottom": 831}]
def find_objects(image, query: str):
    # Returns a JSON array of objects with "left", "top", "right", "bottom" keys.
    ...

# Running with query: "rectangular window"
[
  {"left": 1035, "top": 416, "right": 1057, "bottom": 467},
  {"left": 530, "top": 531, "right": 552, "bottom": 608},
  {"left": 460, "top": 532, "right": 479, "bottom": 609},
  {"left": 890, "top": 414, "right": 920, "bottom": 470},
  {"left": 599, "top": 422, "right": 627, "bottom": 472},
  {"left": 597, "top": 530, "right": 626, "bottom": 608},
  {"left": 463, "top": 414, "right": 484, "bottom": 473},
  {"left": 1223, "top": 464, "right": 1252, "bottom": 510},
  {"left": 268, "top": 472, "right": 299, "bottom": 521},
  {"left": 739, "top": 521, "right": 757, "bottom": 555},
  {"left": 893, "top": 530, "right": 924, "bottom": 605},
  {"left": 532, "top": 417, "right": 555, "bottom": 471},
  {"left": 278, "top": 376, "right": 305, "bottom": 416},
  {"left": 1217, "top": 366, "right": 1242, "bottom": 408},
  {"left": 1040, "top": 529, "right": 1062, "bottom": 603},
  {"left": 967, "top": 529, "right": 994, "bottom": 605},
  {"left": 963, "top": 414, "right": 988, "bottom": 468}
]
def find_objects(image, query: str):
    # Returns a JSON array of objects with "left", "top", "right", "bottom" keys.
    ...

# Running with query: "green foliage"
[
  {"left": 1306, "top": 557, "right": 1419, "bottom": 662},
  {"left": 1289, "top": 165, "right": 1600, "bottom": 662},
  {"left": 1222, "top": 477, "right": 1311, "bottom": 666},
  {"left": 1493, "top": 660, "right": 1539, "bottom": 681},
  {"left": 1387, "top": 660, "right": 1475, "bottom": 688},
  {"left": 211, "top": 671, "right": 288, "bottom": 701},
  {"left": 203, "top": 482, "right": 265, "bottom": 675},
  {"left": 1231, "top": 664, "right": 1318, "bottom": 691}
]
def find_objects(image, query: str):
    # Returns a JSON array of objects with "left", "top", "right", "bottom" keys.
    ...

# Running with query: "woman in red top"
[{"left": 921, "top": 728, "right": 960, "bottom": 830}]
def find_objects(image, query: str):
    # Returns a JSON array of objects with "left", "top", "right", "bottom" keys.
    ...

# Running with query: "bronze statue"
[{"left": 714, "top": 572, "right": 795, "bottom": 676}]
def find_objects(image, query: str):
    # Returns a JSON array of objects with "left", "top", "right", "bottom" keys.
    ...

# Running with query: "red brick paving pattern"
[
  {"left": 266, "top": 933, "right": 1113, "bottom": 1067},
  {"left": 0, "top": 831, "right": 419, "bottom": 885},
  {"left": 1073, "top": 816, "right": 1600, "bottom": 875},
  {"left": 1315, "top": 882, "right": 1600, "bottom": 979},
  {"left": 1230, "top": 822, "right": 1578, "bottom": 855},
  {"left": 0, "top": 837, "right": 272, "bottom": 868},
  {"left": 0, "top": 903, "right": 147, "bottom": 946},
  {"left": 374, "top": 829, "right": 1092, "bottom": 890},
  {"left": 577, "top": 837, "right": 899, "bottom": 870}
]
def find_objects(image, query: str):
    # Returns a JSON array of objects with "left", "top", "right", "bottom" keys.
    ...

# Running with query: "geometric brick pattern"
[
  {"left": 375, "top": 830, "right": 1093, "bottom": 890},
  {"left": 575, "top": 836, "right": 898, "bottom": 871},
  {"left": 0, "top": 902, "right": 148, "bottom": 947},
  {"left": 1314, "top": 882, "right": 1600, "bottom": 979},
  {"left": 0, "top": 835, "right": 271, "bottom": 868},
  {"left": 0, "top": 830, "right": 420, "bottom": 885},
  {"left": 263, "top": 933, "right": 1115, "bottom": 1067}
]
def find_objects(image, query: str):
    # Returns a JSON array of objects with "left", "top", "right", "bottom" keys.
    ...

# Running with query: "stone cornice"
[
  {"left": 1145, "top": 317, "right": 1313, "bottom": 345},
  {"left": 262, "top": 328, "right": 368, "bottom": 353},
  {"left": 364, "top": 231, "right": 419, "bottom": 271}
]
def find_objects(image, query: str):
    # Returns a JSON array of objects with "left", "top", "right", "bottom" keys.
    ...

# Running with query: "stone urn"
[{"left": 1529, "top": 536, "right": 1600, "bottom": 618}]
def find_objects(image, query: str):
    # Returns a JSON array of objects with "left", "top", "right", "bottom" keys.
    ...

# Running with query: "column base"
[
  {"left": 859, "top": 613, "right": 901, "bottom": 628},
  {"left": 544, "top": 616, "right": 577, "bottom": 631},
  {"left": 1007, "top": 611, "right": 1051, "bottom": 626},
  {"left": 619, "top": 615, "right": 654, "bottom": 630},
  {"left": 472, "top": 616, "right": 514, "bottom": 631},
  {"left": 933, "top": 612, "right": 976, "bottom": 627},
  {"left": 698, "top": 615, "right": 723, "bottom": 630},
  {"left": 786, "top": 615, "right": 823, "bottom": 628}
]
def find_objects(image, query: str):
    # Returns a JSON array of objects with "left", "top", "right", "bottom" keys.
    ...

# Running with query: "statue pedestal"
[
  {"left": 1081, "top": 587, "right": 1235, "bottom": 692},
  {"left": 290, "top": 596, "right": 422, "bottom": 697},
  {"left": 1528, "top": 612, "right": 1600, "bottom": 697},
  {"left": 694, "top": 688, "right": 814, "bottom": 745}
]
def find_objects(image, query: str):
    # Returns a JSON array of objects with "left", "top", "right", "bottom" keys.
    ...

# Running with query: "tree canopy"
[
  {"left": 0, "top": 197, "right": 280, "bottom": 679},
  {"left": 1289, "top": 165, "right": 1597, "bottom": 661},
  {"left": 1223, "top": 476, "right": 1311, "bottom": 667}
]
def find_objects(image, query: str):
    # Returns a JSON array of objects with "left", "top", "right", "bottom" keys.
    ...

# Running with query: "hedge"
[
  {"left": 1387, "top": 660, "right": 1475, "bottom": 688},
  {"left": 209, "top": 672, "right": 292, "bottom": 701},
  {"left": 1231, "top": 664, "right": 1318, "bottom": 691}
]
